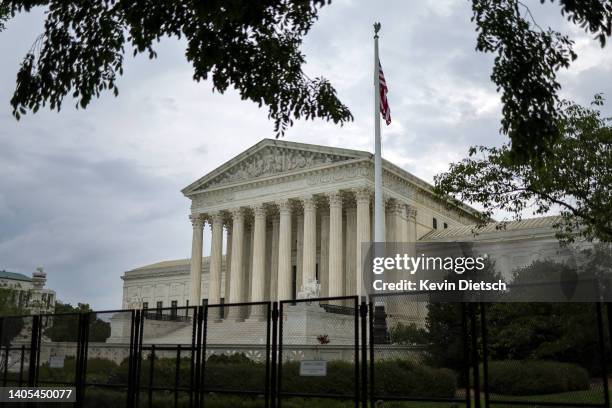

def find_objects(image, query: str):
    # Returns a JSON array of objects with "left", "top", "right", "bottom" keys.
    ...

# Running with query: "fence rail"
[{"left": 0, "top": 297, "right": 610, "bottom": 407}]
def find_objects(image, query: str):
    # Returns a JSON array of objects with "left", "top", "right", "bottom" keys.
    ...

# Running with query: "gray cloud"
[{"left": 0, "top": 1, "right": 610, "bottom": 309}]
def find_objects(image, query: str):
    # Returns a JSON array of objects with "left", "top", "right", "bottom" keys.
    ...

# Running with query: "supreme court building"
[{"left": 118, "top": 138, "right": 573, "bottom": 320}]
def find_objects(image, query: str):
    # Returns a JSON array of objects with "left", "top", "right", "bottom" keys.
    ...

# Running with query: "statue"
[{"left": 297, "top": 278, "right": 321, "bottom": 300}]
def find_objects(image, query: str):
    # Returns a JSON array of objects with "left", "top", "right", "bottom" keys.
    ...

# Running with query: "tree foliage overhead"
[
  {"left": 5, "top": 0, "right": 352, "bottom": 135},
  {"left": 472, "top": 0, "right": 612, "bottom": 163},
  {"left": 435, "top": 95, "right": 612, "bottom": 243},
  {"left": 3, "top": 0, "right": 612, "bottom": 155}
]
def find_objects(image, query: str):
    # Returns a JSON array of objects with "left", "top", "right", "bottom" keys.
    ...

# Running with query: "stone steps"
[{"left": 144, "top": 318, "right": 269, "bottom": 345}]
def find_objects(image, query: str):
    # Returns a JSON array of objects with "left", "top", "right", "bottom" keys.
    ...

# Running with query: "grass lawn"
[{"left": 363, "top": 389, "right": 610, "bottom": 407}]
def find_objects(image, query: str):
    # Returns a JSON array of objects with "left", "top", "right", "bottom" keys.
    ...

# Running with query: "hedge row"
[
  {"left": 38, "top": 354, "right": 457, "bottom": 398},
  {"left": 40, "top": 355, "right": 591, "bottom": 399},
  {"left": 485, "top": 360, "right": 590, "bottom": 396}
]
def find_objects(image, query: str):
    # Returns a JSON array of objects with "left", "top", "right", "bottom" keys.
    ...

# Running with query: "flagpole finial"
[{"left": 374, "top": 22, "right": 381, "bottom": 37}]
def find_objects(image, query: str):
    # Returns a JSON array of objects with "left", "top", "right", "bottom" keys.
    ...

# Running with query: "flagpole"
[{"left": 373, "top": 22, "right": 385, "bottom": 243}]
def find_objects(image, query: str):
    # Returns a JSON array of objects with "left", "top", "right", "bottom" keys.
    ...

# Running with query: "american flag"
[{"left": 378, "top": 61, "right": 391, "bottom": 125}]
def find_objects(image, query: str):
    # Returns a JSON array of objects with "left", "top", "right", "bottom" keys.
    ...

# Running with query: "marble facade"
[{"left": 120, "top": 139, "right": 482, "bottom": 314}]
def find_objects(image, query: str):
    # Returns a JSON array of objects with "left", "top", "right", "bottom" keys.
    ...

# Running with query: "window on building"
[
  {"left": 443, "top": 222, "right": 448, "bottom": 229},
  {"left": 142, "top": 302, "right": 148, "bottom": 310},
  {"left": 156, "top": 301, "right": 163, "bottom": 317},
  {"left": 433, "top": 217, "right": 438, "bottom": 229},
  {"left": 185, "top": 300, "right": 189, "bottom": 307}
]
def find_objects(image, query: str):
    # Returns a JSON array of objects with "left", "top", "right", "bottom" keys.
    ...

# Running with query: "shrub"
[
  {"left": 389, "top": 322, "right": 428, "bottom": 345},
  {"left": 486, "top": 360, "right": 590, "bottom": 396},
  {"left": 373, "top": 359, "right": 457, "bottom": 398}
]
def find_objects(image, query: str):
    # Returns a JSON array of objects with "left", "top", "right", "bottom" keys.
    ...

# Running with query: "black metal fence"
[{"left": 0, "top": 296, "right": 610, "bottom": 408}]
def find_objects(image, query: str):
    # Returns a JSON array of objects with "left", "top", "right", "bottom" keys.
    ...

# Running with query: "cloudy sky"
[{"left": 1, "top": 1, "right": 610, "bottom": 309}]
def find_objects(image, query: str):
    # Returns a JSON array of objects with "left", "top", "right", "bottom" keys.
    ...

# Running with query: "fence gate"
[
  {"left": 368, "top": 291, "right": 472, "bottom": 408},
  {"left": 80, "top": 309, "right": 138, "bottom": 408},
  {"left": 135, "top": 305, "right": 199, "bottom": 408},
  {"left": 200, "top": 301, "right": 272, "bottom": 408},
  {"left": 276, "top": 295, "right": 360, "bottom": 408}
]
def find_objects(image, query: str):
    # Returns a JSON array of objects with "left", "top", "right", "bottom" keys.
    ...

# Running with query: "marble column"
[
  {"left": 301, "top": 196, "right": 317, "bottom": 292},
  {"left": 320, "top": 211, "right": 330, "bottom": 297},
  {"left": 328, "top": 192, "right": 343, "bottom": 297},
  {"left": 386, "top": 200, "right": 397, "bottom": 242},
  {"left": 228, "top": 208, "right": 245, "bottom": 320},
  {"left": 270, "top": 216, "right": 280, "bottom": 300},
  {"left": 250, "top": 204, "right": 267, "bottom": 318},
  {"left": 224, "top": 225, "right": 233, "bottom": 303},
  {"left": 277, "top": 200, "right": 293, "bottom": 301},
  {"left": 296, "top": 212, "right": 304, "bottom": 293},
  {"left": 189, "top": 214, "right": 204, "bottom": 306},
  {"left": 208, "top": 212, "right": 224, "bottom": 305},
  {"left": 242, "top": 223, "right": 253, "bottom": 305},
  {"left": 355, "top": 189, "right": 371, "bottom": 299},
  {"left": 345, "top": 207, "right": 357, "bottom": 297}
]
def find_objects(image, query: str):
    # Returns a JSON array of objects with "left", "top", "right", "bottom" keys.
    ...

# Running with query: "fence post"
[
  {"left": 264, "top": 302, "right": 272, "bottom": 408},
  {"left": 368, "top": 302, "right": 375, "bottom": 408},
  {"left": 199, "top": 302, "right": 208, "bottom": 408},
  {"left": 359, "top": 302, "right": 368, "bottom": 408},
  {"left": 460, "top": 303, "right": 471, "bottom": 408},
  {"left": 270, "top": 302, "right": 279, "bottom": 408},
  {"left": 469, "top": 304, "right": 481, "bottom": 408},
  {"left": 353, "top": 297, "right": 359, "bottom": 408},
  {"left": 136, "top": 310, "right": 145, "bottom": 408},
  {"left": 479, "top": 303, "right": 490, "bottom": 408},
  {"left": 75, "top": 313, "right": 88, "bottom": 408},
  {"left": 27, "top": 314, "right": 40, "bottom": 386},
  {"left": 0, "top": 317, "right": 3, "bottom": 385},
  {"left": 174, "top": 344, "right": 181, "bottom": 408},
  {"left": 191, "top": 306, "right": 202, "bottom": 408},
  {"left": 607, "top": 302, "right": 612, "bottom": 357},
  {"left": 596, "top": 302, "right": 610, "bottom": 408},
  {"left": 128, "top": 309, "right": 140, "bottom": 408},
  {"left": 148, "top": 344, "right": 155, "bottom": 408}
]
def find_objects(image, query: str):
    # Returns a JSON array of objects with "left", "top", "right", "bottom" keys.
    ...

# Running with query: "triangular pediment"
[{"left": 182, "top": 139, "right": 369, "bottom": 195}]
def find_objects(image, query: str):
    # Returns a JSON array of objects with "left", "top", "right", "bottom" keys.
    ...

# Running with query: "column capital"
[
  {"left": 189, "top": 214, "right": 205, "bottom": 227},
  {"left": 327, "top": 191, "right": 342, "bottom": 208},
  {"left": 230, "top": 207, "right": 245, "bottom": 219},
  {"left": 277, "top": 199, "right": 292, "bottom": 214},
  {"left": 253, "top": 204, "right": 267, "bottom": 219},
  {"left": 301, "top": 195, "right": 316, "bottom": 212},
  {"left": 354, "top": 188, "right": 372, "bottom": 204},
  {"left": 209, "top": 211, "right": 224, "bottom": 224},
  {"left": 388, "top": 200, "right": 405, "bottom": 215}
]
